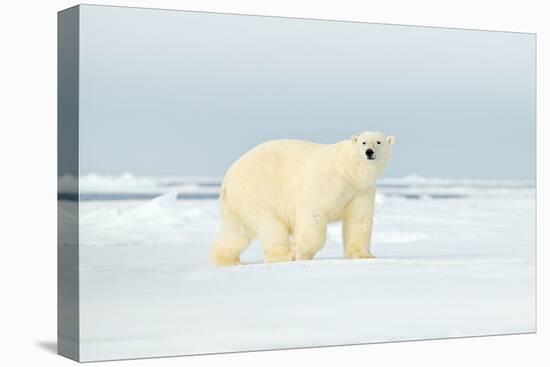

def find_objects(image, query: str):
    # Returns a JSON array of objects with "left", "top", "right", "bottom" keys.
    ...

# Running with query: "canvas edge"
[{"left": 57, "top": 4, "right": 80, "bottom": 362}]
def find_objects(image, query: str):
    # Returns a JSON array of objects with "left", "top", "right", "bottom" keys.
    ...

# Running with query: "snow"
[{"left": 58, "top": 175, "right": 535, "bottom": 361}]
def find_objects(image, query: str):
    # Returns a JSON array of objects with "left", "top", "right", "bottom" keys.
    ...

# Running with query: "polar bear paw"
[
  {"left": 209, "top": 252, "right": 242, "bottom": 267},
  {"left": 345, "top": 249, "right": 376, "bottom": 260},
  {"left": 264, "top": 245, "right": 295, "bottom": 263}
]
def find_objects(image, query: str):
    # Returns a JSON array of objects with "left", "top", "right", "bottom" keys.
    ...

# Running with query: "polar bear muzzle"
[{"left": 366, "top": 149, "right": 375, "bottom": 160}]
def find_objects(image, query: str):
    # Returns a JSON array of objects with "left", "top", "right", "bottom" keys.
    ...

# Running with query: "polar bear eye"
[
  {"left": 376, "top": 141, "right": 381, "bottom": 144},
  {"left": 362, "top": 141, "right": 366, "bottom": 145}
]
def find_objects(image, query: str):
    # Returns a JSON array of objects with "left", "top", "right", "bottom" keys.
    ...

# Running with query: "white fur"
[{"left": 210, "top": 131, "right": 395, "bottom": 266}]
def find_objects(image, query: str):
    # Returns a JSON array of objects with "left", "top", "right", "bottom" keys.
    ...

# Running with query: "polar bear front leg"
[
  {"left": 342, "top": 192, "right": 376, "bottom": 259},
  {"left": 294, "top": 212, "right": 327, "bottom": 261}
]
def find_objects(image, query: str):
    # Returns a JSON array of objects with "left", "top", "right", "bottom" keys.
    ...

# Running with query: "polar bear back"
[{"left": 220, "top": 139, "right": 352, "bottom": 231}]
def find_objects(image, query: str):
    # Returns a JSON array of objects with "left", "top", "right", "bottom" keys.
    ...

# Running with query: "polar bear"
[{"left": 209, "top": 131, "right": 395, "bottom": 266}]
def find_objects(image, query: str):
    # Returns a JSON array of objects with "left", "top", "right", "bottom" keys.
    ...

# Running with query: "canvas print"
[{"left": 58, "top": 4, "right": 536, "bottom": 362}]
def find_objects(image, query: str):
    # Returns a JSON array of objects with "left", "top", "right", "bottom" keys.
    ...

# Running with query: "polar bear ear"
[
  {"left": 351, "top": 135, "right": 359, "bottom": 144},
  {"left": 386, "top": 136, "right": 395, "bottom": 145}
]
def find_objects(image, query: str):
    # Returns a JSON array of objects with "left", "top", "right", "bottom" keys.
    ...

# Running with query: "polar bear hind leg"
[
  {"left": 256, "top": 218, "right": 294, "bottom": 263},
  {"left": 209, "top": 209, "right": 251, "bottom": 266}
]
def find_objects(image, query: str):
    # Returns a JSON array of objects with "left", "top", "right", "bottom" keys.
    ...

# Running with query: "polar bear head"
[{"left": 351, "top": 131, "right": 395, "bottom": 174}]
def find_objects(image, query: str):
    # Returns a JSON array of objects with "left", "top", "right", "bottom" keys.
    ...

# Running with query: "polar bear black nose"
[{"left": 366, "top": 149, "right": 374, "bottom": 158}]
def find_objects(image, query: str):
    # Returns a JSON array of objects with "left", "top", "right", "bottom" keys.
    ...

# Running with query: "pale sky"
[{"left": 79, "top": 5, "right": 536, "bottom": 179}]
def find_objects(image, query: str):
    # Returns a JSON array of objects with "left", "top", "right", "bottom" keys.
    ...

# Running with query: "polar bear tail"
[{"left": 219, "top": 181, "right": 226, "bottom": 201}]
